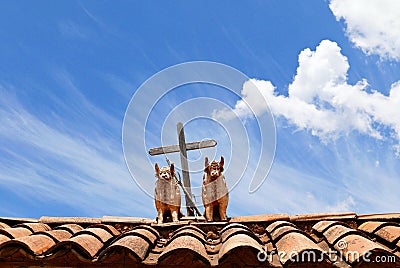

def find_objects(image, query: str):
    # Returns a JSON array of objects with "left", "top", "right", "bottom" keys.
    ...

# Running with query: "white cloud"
[
  {"left": 326, "top": 196, "right": 356, "bottom": 212},
  {"left": 329, "top": 0, "right": 400, "bottom": 61},
  {"left": 214, "top": 40, "right": 400, "bottom": 152}
]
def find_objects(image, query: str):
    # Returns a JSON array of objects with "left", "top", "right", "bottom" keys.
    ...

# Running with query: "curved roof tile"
[
  {"left": 220, "top": 227, "right": 261, "bottom": 244},
  {"left": 132, "top": 225, "right": 160, "bottom": 238},
  {"left": 275, "top": 231, "right": 326, "bottom": 265},
  {"left": 0, "top": 234, "right": 10, "bottom": 244},
  {"left": 0, "top": 227, "right": 32, "bottom": 239},
  {"left": 169, "top": 228, "right": 206, "bottom": 244},
  {"left": 220, "top": 223, "right": 251, "bottom": 234},
  {"left": 0, "top": 223, "right": 10, "bottom": 229},
  {"left": 37, "top": 229, "right": 72, "bottom": 242},
  {"left": 266, "top": 221, "right": 296, "bottom": 233},
  {"left": 0, "top": 234, "right": 56, "bottom": 255},
  {"left": 374, "top": 225, "right": 400, "bottom": 244},
  {"left": 358, "top": 221, "right": 388, "bottom": 234},
  {"left": 159, "top": 235, "right": 210, "bottom": 265},
  {"left": 98, "top": 234, "right": 150, "bottom": 262},
  {"left": 218, "top": 233, "right": 263, "bottom": 261},
  {"left": 270, "top": 225, "right": 303, "bottom": 242},
  {"left": 88, "top": 224, "right": 120, "bottom": 236},
  {"left": 50, "top": 233, "right": 104, "bottom": 259},
  {"left": 312, "top": 220, "right": 350, "bottom": 234},
  {"left": 123, "top": 228, "right": 158, "bottom": 245},
  {"left": 73, "top": 227, "right": 113, "bottom": 243},
  {"left": 14, "top": 223, "right": 51, "bottom": 233},
  {"left": 173, "top": 224, "right": 206, "bottom": 236},
  {"left": 335, "top": 234, "right": 393, "bottom": 264},
  {"left": 55, "top": 224, "right": 83, "bottom": 234},
  {"left": 323, "top": 224, "right": 360, "bottom": 245}
]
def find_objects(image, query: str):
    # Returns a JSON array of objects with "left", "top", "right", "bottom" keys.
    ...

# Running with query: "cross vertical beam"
[{"left": 177, "top": 122, "right": 194, "bottom": 216}]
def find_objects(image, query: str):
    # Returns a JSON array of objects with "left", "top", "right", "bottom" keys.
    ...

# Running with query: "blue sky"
[{"left": 1, "top": 1, "right": 400, "bottom": 218}]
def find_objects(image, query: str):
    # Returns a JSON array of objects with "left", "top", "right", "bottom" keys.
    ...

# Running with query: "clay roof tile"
[
  {"left": 1, "top": 234, "right": 56, "bottom": 255},
  {"left": 0, "top": 227, "right": 32, "bottom": 239},
  {"left": 358, "top": 221, "right": 387, "bottom": 234},
  {"left": 266, "top": 221, "right": 296, "bottom": 233},
  {"left": 0, "top": 222, "right": 10, "bottom": 229},
  {"left": 158, "top": 235, "right": 210, "bottom": 266},
  {"left": 374, "top": 225, "right": 400, "bottom": 244},
  {"left": 323, "top": 224, "right": 360, "bottom": 245},
  {"left": 98, "top": 235, "right": 150, "bottom": 261},
  {"left": 55, "top": 223, "right": 83, "bottom": 234}
]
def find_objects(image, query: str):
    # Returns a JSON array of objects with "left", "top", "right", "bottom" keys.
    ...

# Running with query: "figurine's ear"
[
  {"left": 155, "top": 163, "right": 160, "bottom": 174},
  {"left": 204, "top": 156, "right": 209, "bottom": 172},
  {"left": 170, "top": 163, "right": 175, "bottom": 175}
]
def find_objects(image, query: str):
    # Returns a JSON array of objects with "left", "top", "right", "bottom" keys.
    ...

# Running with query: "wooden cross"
[{"left": 149, "top": 122, "right": 217, "bottom": 216}]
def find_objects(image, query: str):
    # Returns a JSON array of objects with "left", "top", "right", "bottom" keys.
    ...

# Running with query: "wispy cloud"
[{"left": 0, "top": 78, "right": 152, "bottom": 217}]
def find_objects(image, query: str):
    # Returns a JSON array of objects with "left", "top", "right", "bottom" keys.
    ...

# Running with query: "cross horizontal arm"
[{"left": 149, "top": 139, "right": 217, "bottom": 156}]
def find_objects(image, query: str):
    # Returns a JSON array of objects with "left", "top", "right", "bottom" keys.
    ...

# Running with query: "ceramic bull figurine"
[
  {"left": 154, "top": 163, "right": 182, "bottom": 223},
  {"left": 202, "top": 156, "right": 229, "bottom": 221}
]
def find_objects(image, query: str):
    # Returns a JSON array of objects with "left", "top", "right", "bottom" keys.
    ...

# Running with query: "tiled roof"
[{"left": 0, "top": 213, "right": 399, "bottom": 267}]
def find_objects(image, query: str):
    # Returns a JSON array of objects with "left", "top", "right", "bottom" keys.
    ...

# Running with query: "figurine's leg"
[
  {"left": 219, "top": 202, "right": 228, "bottom": 221},
  {"left": 205, "top": 205, "right": 213, "bottom": 221},
  {"left": 157, "top": 210, "right": 164, "bottom": 224},
  {"left": 171, "top": 208, "right": 179, "bottom": 222}
]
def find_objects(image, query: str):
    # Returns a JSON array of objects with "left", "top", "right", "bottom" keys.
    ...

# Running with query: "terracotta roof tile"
[
  {"left": 358, "top": 221, "right": 388, "bottom": 234},
  {"left": 38, "top": 229, "right": 72, "bottom": 242},
  {"left": 65, "top": 233, "right": 104, "bottom": 258},
  {"left": 118, "top": 229, "right": 158, "bottom": 248},
  {"left": 1, "top": 234, "right": 56, "bottom": 255},
  {"left": 0, "top": 223, "right": 10, "bottom": 229},
  {"left": 220, "top": 222, "right": 251, "bottom": 233},
  {"left": 74, "top": 227, "right": 113, "bottom": 243},
  {"left": 0, "top": 234, "right": 10, "bottom": 244},
  {"left": 335, "top": 234, "right": 389, "bottom": 264},
  {"left": 269, "top": 225, "right": 303, "bottom": 242},
  {"left": 101, "top": 215, "right": 154, "bottom": 224},
  {"left": 85, "top": 223, "right": 120, "bottom": 236},
  {"left": 218, "top": 233, "right": 263, "bottom": 265},
  {"left": 39, "top": 216, "right": 101, "bottom": 224},
  {"left": 158, "top": 235, "right": 210, "bottom": 266},
  {"left": 55, "top": 223, "right": 84, "bottom": 234},
  {"left": 266, "top": 220, "right": 296, "bottom": 233},
  {"left": 274, "top": 232, "right": 326, "bottom": 265},
  {"left": 14, "top": 223, "right": 51, "bottom": 232},
  {"left": 358, "top": 213, "right": 400, "bottom": 221},
  {"left": 290, "top": 212, "right": 356, "bottom": 222},
  {"left": 170, "top": 227, "right": 206, "bottom": 244},
  {"left": 230, "top": 213, "right": 289, "bottom": 223},
  {"left": 312, "top": 220, "right": 345, "bottom": 234},
  {"left": 172, "top": 225, "right": 206, "bottom": 238},
  {"left": 0, "top": 227, "right": 32, "bottom": 238},
  {"left": 0, "top": 213, "right": 400, "bottom": 267},
  {"left": 374, "top": 225, "right": 400, "bottom": 244},
  {"left": 323, "top": 224, "right": 360, "bottom": 245},
  {"left": 220, "top": 226, "right": 260, "bottom": 244},
  {"left": 98, "top": 234, "right": 150, "bottom": 261}
]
